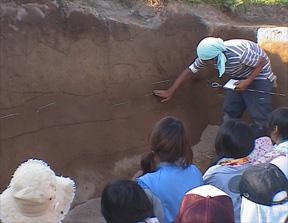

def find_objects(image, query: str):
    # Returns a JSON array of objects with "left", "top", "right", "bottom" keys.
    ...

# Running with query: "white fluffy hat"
[{"left": 0, "top": 159, "right": 75, "bottom": 223}]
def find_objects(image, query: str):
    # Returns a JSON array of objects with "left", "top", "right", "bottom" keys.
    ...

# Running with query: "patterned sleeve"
[
  {"left": 188, "top": 57, "right": 206, "bottom": 73},
  {"left": 240, "top": 49, "right": 261, "bottom": 67}
]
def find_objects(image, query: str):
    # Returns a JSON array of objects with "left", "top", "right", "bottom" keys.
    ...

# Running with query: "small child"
[
  {"left": 248, "top": 107, "right": 288, "bottom": 167},
  {"left": 203, "top": 119, "right": 254, "bottom": 223},
  {"left": 268, "top": 107, "right": 288, "bottom": 154}
]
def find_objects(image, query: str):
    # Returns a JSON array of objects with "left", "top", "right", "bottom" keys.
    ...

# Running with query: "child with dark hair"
[
  {"left": 137, "top": 116, "right": 203, "bottom": 223},
  {"left": 203, "top": 119, "right": 254, "bottom": 223},
  {"left": 268, "top": 107, "right": 288, "bottom": 154},
  {"left": 267, "top": 107, "right": 288, "bottom": 180},
  {"left": 101, "top": 180, "right": 159, "bottom": 223},
  {"left": 214, "top": 119, "right": 255, "bottom": 159}
]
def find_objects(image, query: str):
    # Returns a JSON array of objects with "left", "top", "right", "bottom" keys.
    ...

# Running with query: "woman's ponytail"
[{"left": 140, "top": 151, "right": 157, "bottom": 174}]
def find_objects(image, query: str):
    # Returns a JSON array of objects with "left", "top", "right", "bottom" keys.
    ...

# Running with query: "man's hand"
[
  {"left": 235, "top": 56, "right": 265, "bottom": 91},
  {"left": 153, "top": 89, "right": 173, "bottom": 102},
  {"left": 235, "top": 79, "right": 251, "bottom": 91},
  {"left": 153, "top": 68, "right": 193, "bottom": 102}
]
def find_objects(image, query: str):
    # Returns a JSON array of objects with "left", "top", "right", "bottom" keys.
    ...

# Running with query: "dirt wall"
[{"left": 0, "top": 1, "right": 287, "bottom": 206}]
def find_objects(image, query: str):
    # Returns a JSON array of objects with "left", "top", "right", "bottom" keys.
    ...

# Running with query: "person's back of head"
[
  {"left": 229, "top": 163, "right": 288, "bottom": 223},
  {"left": 268, "top": 107, "right": 288, "bottom": 143},
  {"left": 140, "top": 116, "right": 193, "bottom": 174},
  {"left": 175, "top": 185, "right": 234, "bottom": 223},
  {"left": 215, "top": 119, "right": 255, "bottom": 159},
  {"left": 101, "top": 180, "right": 154, "bottom": 223}
]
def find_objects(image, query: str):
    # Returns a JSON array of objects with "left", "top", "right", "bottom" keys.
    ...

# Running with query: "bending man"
[{"left": 154, "top": 37, "right": 276, "bottom": 134}]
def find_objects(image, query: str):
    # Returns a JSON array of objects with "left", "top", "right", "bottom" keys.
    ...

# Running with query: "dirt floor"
[{"left": 0, "top": 0, "right": 287, "bottom": 222}]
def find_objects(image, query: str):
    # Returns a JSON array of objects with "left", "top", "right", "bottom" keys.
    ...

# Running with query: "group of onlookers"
[
  {"left": 101, "top": 107, "right": 288, "bottom": 223},
  {"left": 0, "top": 107, "right": 287, "bottom": 223}
]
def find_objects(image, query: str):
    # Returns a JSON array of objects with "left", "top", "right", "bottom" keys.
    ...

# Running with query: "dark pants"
[{"left": 223, "top": 79, "right": 273, "bottom": 134}]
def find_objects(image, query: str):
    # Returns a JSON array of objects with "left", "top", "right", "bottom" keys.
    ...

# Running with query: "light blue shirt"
[
  {"left": 137, "top": 162, "right": 203, "bottom": 223},
  {"left": 203, "top": 162, "right": 252, "bottom": 223}
]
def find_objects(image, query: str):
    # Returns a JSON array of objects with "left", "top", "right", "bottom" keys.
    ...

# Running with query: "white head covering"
[
  {"left": 270, "top": 155, "right": 288, "bottom": 179},
  {"left": 241, "top": 158, "right": 288, "bottom": 223},
  {"left": 0, "top": 159, "right": 75, "bottom": 223},
  {"left": 241, "top": 196, "right": 288, "bottom": 223}
]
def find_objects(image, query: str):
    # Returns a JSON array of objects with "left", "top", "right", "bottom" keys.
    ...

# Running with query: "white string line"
[
  {"left": 151, "top": 79, "right": 170, "bottom": 85},
  {"left": 0, "top": 113, "right": 19, "bottom": 119},
  {"left": 36, "top": 102, "right": 56, "bottom": 113},
  {"left": 112, "top": 101, "right": 130, "bottom": 107},
  {"left": 1, "top": 80, "right": 169, "bottom": 114}
]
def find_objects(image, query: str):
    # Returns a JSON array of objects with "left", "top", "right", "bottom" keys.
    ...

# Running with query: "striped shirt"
[{"left": 189, "top": 39, "right": 275, "bottom": 82}]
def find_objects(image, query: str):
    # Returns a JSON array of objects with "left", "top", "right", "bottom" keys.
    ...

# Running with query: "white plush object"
[{"left": 0, "top": 159, "right": 75, "bottom": 223}]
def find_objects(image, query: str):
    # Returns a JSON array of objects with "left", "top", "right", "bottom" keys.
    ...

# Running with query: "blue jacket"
[{"left": 203, "top": 162, "right": 252, "bottom": 223}]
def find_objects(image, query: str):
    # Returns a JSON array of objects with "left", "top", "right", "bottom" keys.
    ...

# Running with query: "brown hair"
[{"left": 142, "top": 116, "right": 193, "bottom": 171}]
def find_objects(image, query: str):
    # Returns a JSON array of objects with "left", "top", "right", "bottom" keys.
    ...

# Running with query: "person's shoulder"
[
  {"left": 187, "top": 164, "right": 202, "bottom": 173},
  {"left": 225, "top": 39, "right": 254, "bottom": 45},
  {"left": 275, "top": 141, "right": 288, "bottom": 154},
  {"left": 203, "top": 163, "right": 251, "bottom": 186},
  {"left": 137, "top": 173, "right": 154, "bottom": 188},
  {"left": 138, "top": 169, "right": 159, "bottom": 180},
  {"left": 204, "top": 162, "right": 250, "bottom": 178},
  {"left": 203, "top": 164, "right": 222, "bottom": 180},
  {"left": 225, "top": 39, "right": 254, "bottom": 51}
]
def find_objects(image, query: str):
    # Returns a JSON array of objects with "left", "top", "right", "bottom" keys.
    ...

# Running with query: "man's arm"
[
  {"left": 236, "top": 56, "right": 266, "bottom": 91},
  {"left": 153, "top": 68, "right": 194, "bottom": 102}
]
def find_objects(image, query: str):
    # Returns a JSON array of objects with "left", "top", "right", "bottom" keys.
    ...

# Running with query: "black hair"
[
  {"left": 101, "top": 180, "right": 153, "bottom": 223},
  {"left": 268, "top": 107, "right": 288, "bottom": 141},
  {"left": 215, "top": 119, "right": 255, "bottom": 159}
]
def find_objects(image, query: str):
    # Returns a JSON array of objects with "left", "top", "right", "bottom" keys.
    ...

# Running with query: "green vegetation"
[
  {"left": 61, "top": 0, "right": 288, "bottom": 12},
  {"left": 186, "top": 0, "right": 288, "bottom": 11}
]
